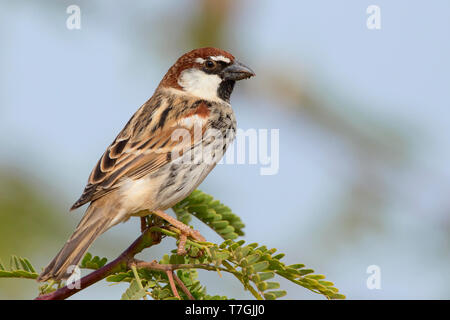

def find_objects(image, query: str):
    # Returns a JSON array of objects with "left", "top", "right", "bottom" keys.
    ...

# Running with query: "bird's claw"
[{"left": 175, "top": 227, "right": 205, "bottom": 255}]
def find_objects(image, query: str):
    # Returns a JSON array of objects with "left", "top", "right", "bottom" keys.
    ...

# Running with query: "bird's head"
[{"left": 158, "top": 47, "right": 255, "bottom": 102}]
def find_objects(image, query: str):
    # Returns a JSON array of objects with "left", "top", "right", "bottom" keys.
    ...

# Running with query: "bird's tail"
[{"left": 37, "top": 201, "right": 118, "bottom": 282}]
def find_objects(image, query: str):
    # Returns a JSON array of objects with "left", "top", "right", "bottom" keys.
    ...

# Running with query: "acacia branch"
[
  {"left": 129, "top": 259, "right": 224, "bottom": 300},
  {"left": 34, "top": 225, "right": 218, "bottom": 300},
  {"left": 34, "top": 224, "right": 262, "bottom": 300},
  {"left": 34, "top": 227, "right": 162, "bottom": 300},
  {"left": 132, "top": 259, "right": 230, "bottom": 274},
  {"left": 165, "top": 270, "right": 180, "bottom": 299},
  {"left": 173, "top": 272, "right": 195, "bottom": 300}
]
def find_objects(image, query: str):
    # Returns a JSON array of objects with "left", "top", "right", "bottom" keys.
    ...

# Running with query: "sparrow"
[{"left": 37, "top": 47, "right": 255, "bottom": 282}]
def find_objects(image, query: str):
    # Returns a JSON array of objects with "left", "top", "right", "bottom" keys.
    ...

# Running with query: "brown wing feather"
[{"left": 71, "top": 93, "right": 209, "bottom": 210}]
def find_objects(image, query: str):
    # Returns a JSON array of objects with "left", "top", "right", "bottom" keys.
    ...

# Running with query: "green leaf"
[
  {"left": 106, "top": 271, "right": 134, "bottom": 283},
  {"left": 331, "top": 293, "right": 346, "bottom": 300},
  {"left": 288, "top": 263, "right": 305, "bottom": 269},
  {"left": 298, "top": 268, "right": 314, "bottom": 275},
  {"left": 211, "top": 220, "right": 230, "bottom": 229},
  {"left": 19, "top": 258, "right": 30, "bottom": 272},
  {"left": 11, "top": 256, "right": 20, "bottom": 270},
  {"left": 245, "top": 253, "right": 261, "bottom": 265},
  {"left": 121, "top": 280, "right": 148, "bottom": 300},
  {"left": 265, "top": 282, "right": 280, "bottom": 290},
  {"left": 252, "top": 261, "right": 270, "bottom": 273},
  {"left": 263, "top": 292, "right": 277, "bottom": 300},
  {"left": 319, "top": 280, "right": 335, "bottom": 287},
  {"left": 257, "top": 281, "right": 280, "bottom": 291},
  {"left": 265, "top": 290, "right": 287, "bottom": 299},
  {"left": 172, "top": 189, "right": 245, "bottom": 239},
  {"left": 305, "top": 274, "right": 326, "bottom": 280},
  {"left": 0, "top": 269, "right": 38, "bottom": 279},
  {"left": 80, "top": 252, "right": 108, "bottom": 269},
  {"left": 0, "top": 255, "right": 38, "bottom": 279},
  {"left": 22, "top": 258, "right": 36, "bottom": 273},
  {"left": 81, "top": 252, "right": 92, "bottom": 266},
  {"left": 258, "top": 271, "right": 275, "bottom": 282}
]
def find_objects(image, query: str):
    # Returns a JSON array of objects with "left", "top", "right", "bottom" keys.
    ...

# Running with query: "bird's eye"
[{"left": 204, "top": 60, "right": 216, "bottom": 69}]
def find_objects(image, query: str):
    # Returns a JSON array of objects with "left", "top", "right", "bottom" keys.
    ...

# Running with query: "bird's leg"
[{"left": 152, "top": 210, "right": 206, "bottom": 255}]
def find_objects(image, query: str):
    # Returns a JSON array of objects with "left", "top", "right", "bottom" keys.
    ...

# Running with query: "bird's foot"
[{"left": 152, "top": 210, "right": 206, "bottom": 255}]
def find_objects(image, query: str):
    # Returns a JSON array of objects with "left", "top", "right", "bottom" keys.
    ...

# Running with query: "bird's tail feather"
[{"left": 37, "top": 202, "right": 117, "bottom": 282}]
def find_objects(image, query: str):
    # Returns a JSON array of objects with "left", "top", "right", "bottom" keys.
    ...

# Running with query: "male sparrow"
[{"left": 37, "top": 47, "right": 254, "bottom": 282}]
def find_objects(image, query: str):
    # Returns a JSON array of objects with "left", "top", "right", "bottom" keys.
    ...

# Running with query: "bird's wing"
[{"left": 71, "top": 96, "right": 210, "bottom": 210}]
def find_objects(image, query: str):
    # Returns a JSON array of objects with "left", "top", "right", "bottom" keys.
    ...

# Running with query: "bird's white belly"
[
  {"left": 118, "top": 118, "right": 235, "bottom": 215},
  {"left": 118, "top": 153, "right": 215, "bottom": 214},
  {"left": 119, "top": 177, "right": 156, "bottom": 213}
]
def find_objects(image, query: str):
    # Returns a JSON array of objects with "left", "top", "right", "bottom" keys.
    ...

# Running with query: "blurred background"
[{"left": 1, "top": 0, "right": 449, "bottom": 299}]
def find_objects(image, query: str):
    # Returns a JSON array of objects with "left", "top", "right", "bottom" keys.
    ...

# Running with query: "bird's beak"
[{"left": 222, "top": 61, "right": 255, "bottom": 81}]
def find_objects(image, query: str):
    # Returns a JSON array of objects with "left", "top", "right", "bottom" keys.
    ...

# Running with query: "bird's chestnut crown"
[{"left": 158, "top": 47, "right": 255, "bottom": 103}]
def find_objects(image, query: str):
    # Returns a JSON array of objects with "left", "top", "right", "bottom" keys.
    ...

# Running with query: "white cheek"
[{"left": 178, "top": 69, "right": 222, "bottom": 102}]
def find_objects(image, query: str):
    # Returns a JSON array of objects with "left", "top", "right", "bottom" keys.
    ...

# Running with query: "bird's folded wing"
[{"left": 71, "top": 100, "right": 209, "bottom": 210}]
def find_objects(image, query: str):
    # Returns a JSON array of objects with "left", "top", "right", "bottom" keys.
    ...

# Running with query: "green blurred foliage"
[{"left": 0, "top": 169, "right": 68, "bottom": 298}]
